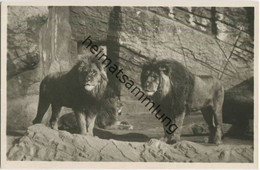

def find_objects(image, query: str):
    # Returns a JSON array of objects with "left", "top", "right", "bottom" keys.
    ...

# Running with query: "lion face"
[
  {"left": 141, "top": 62, "right": 172, "bottom": 98},
  {"left": 106, "top": 95, "right": 123, "bottom": 116},
  {"left": 78, "top": 61, "right": 104, "bottom": 92},
  {"left": 141, "top": 69, "right": 160, "bottom": 96},
  {"left": 95, "top": 95, "right": 124, "bottom": 129}
]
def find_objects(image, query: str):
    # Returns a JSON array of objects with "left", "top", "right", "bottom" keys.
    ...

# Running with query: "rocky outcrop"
[
  {"left": 223, "top": 77, "right": 254, "bottom": 134},
  {"left": 7, "top": 124, "right": 253, "bottom": 162}
]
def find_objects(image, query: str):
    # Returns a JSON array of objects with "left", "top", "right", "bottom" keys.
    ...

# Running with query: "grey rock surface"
[{"left": 7, "top": 124, "right": 253, "bottom": 162}]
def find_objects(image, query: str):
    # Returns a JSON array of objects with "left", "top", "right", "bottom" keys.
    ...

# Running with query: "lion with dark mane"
[
  {"left": 33, "top": 57, "right": 108, "bottom": 136},
  {"left": 141, "top": 59, "right": 224, "bottom": 144}
]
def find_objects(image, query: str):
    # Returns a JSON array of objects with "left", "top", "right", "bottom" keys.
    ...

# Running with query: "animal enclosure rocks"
[
  {"left": 7, "top": 6, "right": 49, "bottom": 130},
  {"left": 7, "top": 124, "right": 253, "bottom": 162},
  {"left": 7, "top": 6, "right": 48, "bottom": 80},
  {"left": 70, "top": 7, "right": 113, "bottom": 42},
  {"left": 119, "top": 7, "right": 253, "bottom": 88},
  {"left": 39, "top": 7, "right": 73, "bottom": 75},
  {"left": 223, "top": 77, "right": 254, "bottom": 134}
]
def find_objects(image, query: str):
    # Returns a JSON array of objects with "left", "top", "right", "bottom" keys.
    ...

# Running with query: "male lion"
[
  {"left": 141, "top": 59, "right": 224, "bottom": 144},
  {"left": 33, "top": 57, "right": 108, "bottom": 136}
]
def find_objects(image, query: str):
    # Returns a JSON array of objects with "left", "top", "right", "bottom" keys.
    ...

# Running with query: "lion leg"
[
  {"left": 33, "top": 97, "right": 50, "bottom": 124},
  {"left": 49, "top": 104, "right": 62, "bottom": 130},
  {"left": 75, "top": 110, "right": 87, "bottom": 135},
  {"left": 212, "top": 88, "right": 224, "bottom": 145},
  {"left": 171, "top": 110, "right": 186, "bottom": 142},
  {"left": 86, "top": 114, "right": 97, "bottom": 136},
  {"left": 212, "top": 111, "right": 223, "bottom": 145},
  {"left": 201, "top": 107, "right": 216, "bottom": 143},
  {"left": 163, "top": 110, "right": 186, "bottom": 144}
]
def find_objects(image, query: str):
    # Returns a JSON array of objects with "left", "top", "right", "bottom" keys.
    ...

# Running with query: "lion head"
[
  {"left": 141, "top": 59, "right": 195, "bottom": 115},
  {"left": 102, "top": 87, "right": 124, "bottom": 117},
  {"left": 106, "top": 95, "right": 123, "bottom": 116},
  {"left": 141, "top": 61, "right": 171, "bottom": 98},
  {"left": 95, "top": 94, "right": 124, "bottom": 129},
  {"left": 74, "top": 57, "right": 108, "bottom": 98}
]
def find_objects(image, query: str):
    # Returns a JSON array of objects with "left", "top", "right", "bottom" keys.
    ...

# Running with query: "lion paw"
[
  {"left": 159, "top": 137, "right": 178, "bottom": 144},
  {"left": 208, "top": 129, "right": 223, "bottom": 145},
  {"left": 87, "top": 132, "right": 94, "bottom": 136},
  {"left": 214, "top": 140, "right": 223, "bottom": 145},
  {"left": 147, "top": 139, "right": 161, "bottom": 147},
  {"left": 80, "top": 131, "right": 94, "bottom": 136},
  {"left": 50, "top": 122, "right": 58, "bottom": 130},
  {"left": 78, "top": 131, "right": 93, "bottom": 136},
  {"left": 159, "top": 137, "right": 168, "bottom": 143},
  {"left": 166, "top": 139, "right": 178, "bottom": 145},
  {"left": 32, "top": 119, "right": 41, "bottom": 125},
  {"left": 208, "top": 136, "right": 223, "bottom": 145}
]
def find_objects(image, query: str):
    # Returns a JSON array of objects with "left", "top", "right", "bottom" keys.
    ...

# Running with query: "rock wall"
[
  {"left": 7, "top": 6, "right": 254, "bottom": 130},
  {"left": 68, "top": 7, "right": 253, "bottom": 89},
  {"left": 39, "top": 7, "right": 74, "bottom": 75},
  {"left": 120, "top": 7, "right": 253, "bottom": 89},
  {"left": 7, "top": 6, "right": 48, "bottom": 80},
  {"left": 7, "top": 6, "right": 48, "bottom": 130}
]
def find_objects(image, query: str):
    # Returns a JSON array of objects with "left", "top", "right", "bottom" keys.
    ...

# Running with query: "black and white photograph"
[{"left": 1, "top": 1, "right": 258, "bottom": 168}]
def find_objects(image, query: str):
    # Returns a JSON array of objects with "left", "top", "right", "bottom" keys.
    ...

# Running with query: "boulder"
[{"left": 223, "top": 77, "right": 254, "bottom": 134}]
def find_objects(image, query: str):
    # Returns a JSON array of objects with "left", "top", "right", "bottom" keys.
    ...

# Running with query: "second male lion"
[
  {"left": 33, "top": 57, "right": 108, "bottom": 136},
  {"left": 141, "top": 60, "right": 224, "bottom": 144}
]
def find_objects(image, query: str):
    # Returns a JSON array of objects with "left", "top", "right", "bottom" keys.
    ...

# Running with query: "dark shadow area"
[
  {"left": 93, "top": 128, "right": 150, "bottom": 142},
  {"left": 222, "top": 77, "right": 254, "bottom": 141},
  {"left": 181, "top": 134, "right": 208, "bottom": 137},
  {"left": 59, "top": 126, "right": 150, "bottom": 142},
  {"left": 7, "top": 130, "right": 26, "bottom": 137},
  {"left": 223, "top": 78, "right": 253, "bottom": 129},
  {"left": 224, "top": 124, "right": 253, "bottom": 140},
  {"left": 7, "top": 125, "right": 150, "bottom": 143}
]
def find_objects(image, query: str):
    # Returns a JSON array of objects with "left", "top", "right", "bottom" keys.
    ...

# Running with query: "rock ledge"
[{"left": 7, "top": 124, "right": 253, "bottom": 162}]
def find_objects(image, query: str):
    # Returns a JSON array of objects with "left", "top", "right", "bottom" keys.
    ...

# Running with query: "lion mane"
[{"left": 141, "top": 60, "right": 194, "bottom": 115}]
